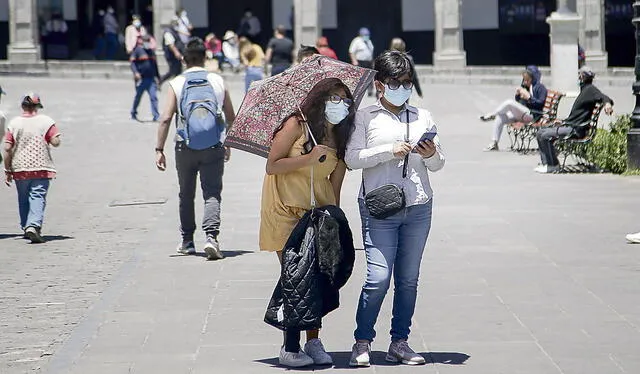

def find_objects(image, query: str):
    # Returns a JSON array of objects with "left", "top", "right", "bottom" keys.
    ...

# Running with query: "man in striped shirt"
[{"left": 130, "top": 35, "right": 160, "bottom": 122}]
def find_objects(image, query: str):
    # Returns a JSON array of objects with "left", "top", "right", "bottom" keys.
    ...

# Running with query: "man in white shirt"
[
  {"left": 349, "top": 27, "right": 375, "bottom": 96},
  {"left": 155, "top": 38, "right": 236, "bottom": 260},
  {"left": 176, "top": 8, "right": 193, "bottom": 45}
]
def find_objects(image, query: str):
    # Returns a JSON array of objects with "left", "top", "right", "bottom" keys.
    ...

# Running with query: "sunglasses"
[
  {"left": 386, "top": 79, "right": 414, "bottom": 90},
  {"left": 328, "top": 94, "right": 353, "bottom": 107}
]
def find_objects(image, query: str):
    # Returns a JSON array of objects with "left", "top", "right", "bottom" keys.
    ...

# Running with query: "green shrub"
[{"left": 584, "top": 114, "right": 632, "bottom": 174}]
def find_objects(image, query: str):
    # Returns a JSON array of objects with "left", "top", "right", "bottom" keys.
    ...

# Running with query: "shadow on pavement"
[
  {"left": 428, "top": 351, "right": 471, "bottom": 364},
  {"left": 0, "top": 233, "right": 23, "bottom": 240},
  {"left": 254, "top": 357, "right": 332, "bottom": 371},
  {"left": 169, "top": 250, "right": 253, "bottom": 259},
  {"left": 330, "top": 350, "right": 470, "bottom": 369},
  {"left": 42, "top": 235, "right": 75, "bottom": 242}
]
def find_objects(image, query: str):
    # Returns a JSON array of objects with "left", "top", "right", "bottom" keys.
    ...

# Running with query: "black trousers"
[
  {"left": 160, "top": 59, "right": 183, "bottom": 85},
  {"left": 175, "top": 143, "right": 225, "bottom": 241}
]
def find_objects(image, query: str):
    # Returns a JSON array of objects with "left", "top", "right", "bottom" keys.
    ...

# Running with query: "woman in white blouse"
[{"left": 344, "top": 51, "right": 445, "bottom": 367}]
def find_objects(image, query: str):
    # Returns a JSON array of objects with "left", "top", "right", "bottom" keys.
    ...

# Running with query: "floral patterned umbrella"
[{"left": 225, "top": 54, "right": 376, "bottom": 158}]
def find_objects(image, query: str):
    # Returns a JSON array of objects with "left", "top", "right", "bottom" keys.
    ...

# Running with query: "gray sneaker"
[
  {"left": 176, "top": 240, "right": 196, "bottom": 255},
  {"left": 386, "top": 340, "right": 426, "bottom": 365},
  {"left": 204, "top": 236, "right": 224, "bottom": 260},
  {"left": 25, "top": 226, "right": 45, "bottom": 244},
  {"left": 349, "top": 340, "right": 371, "bottom": 367}
]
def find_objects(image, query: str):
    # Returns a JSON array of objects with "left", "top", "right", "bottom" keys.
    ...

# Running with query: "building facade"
[{"left": 0, "top": 0, "right": 634, "bottom": 67}]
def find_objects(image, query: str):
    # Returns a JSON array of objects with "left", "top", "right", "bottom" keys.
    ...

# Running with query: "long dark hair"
[{"left": 292, "top": 78, "right": 355, "bottom": 160}]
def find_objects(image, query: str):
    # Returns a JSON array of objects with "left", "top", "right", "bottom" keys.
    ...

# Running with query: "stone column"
[
  {"left": 577, "top": 0, "right": 608, "bottom": 71},
  {"left": 433, "top": 0, "right": 466, "bottom": 69},
  {"left": 293, "top": 0, "right": 321, "bottom": 49},
  {"left": 547, "top": 0, "right": 581, "bottom": 97},
  {"left": 7, "top": 0, "right": 40, "bottom": 63},
  {"left": 153, "top": 0, "right": 178, "bottom": 56}
]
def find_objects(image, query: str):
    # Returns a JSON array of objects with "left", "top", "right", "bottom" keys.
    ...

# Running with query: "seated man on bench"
[{"left": 534, "top": 66, "right": 614, "bottom": 174}]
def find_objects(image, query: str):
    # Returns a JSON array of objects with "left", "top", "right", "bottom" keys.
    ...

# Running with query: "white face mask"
[
  {"left": 325, "top": 101, "right": 350, "bottom": 124},
  {"left": 133, "top": 20, "right": 142, "bottom": 28},
  {"left": 383, "top": 84, "right": 412, "bottom": 107}
]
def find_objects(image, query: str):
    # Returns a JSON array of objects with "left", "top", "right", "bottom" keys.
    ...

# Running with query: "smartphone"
[{"left": 418, "top": 130, "right": 437, "bottom": 144}]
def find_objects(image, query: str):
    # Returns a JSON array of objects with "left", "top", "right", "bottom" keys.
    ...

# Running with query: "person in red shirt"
[
  {"left": 205, "top": 33, "right": 225, "bottom": 72},
  {"left": 316, "top": 36, "right": 338, "bottom": 60},
  {"left": 3, "top": 94, "right": 61, "bottom": 243}
]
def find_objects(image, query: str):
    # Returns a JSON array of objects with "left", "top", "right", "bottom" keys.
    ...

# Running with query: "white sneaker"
[
  {"left": 279, "top": 346, "right": 314, "bottom": 368},
  {"left": 626, "top": 232, "right": 640, "bottom": 244},
  {"left": 349, "top": 340, "right": 371, "bottom": 367},
  {"left": 386, "top": 339, "right": 426, "bottom": 365},
  {"left": 534, "top": 164, "right": 559, "bottom": 174},
  {"left": 304, "top": 338, "right": 333, "bottom": 365},
  {"left": 483, "top": 142, "right": 499, "bottom": 151}
]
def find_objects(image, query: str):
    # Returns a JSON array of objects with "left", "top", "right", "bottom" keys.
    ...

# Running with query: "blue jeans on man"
[
  {"left": 354, "top": 199, "right": 433, "bottom": 342},
  {"left": 15, "top": 178, "right": 50, "bottom": 230},
  {"left": 131, "top": 77, "right": 159, "bottom": 121},
  {"left": 105, "top": 32, "right": 119, "bottom": 60}
]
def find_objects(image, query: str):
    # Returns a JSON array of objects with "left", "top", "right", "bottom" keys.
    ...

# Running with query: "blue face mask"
[
  {"left": 325, "top": 101, "right": 350, "bottom": 124},
  {"left": 362, "top": 35, "right": 370, "bottom": 42},
  {"left": 383, "top": 85, "right": 412, "bottom": 107}
]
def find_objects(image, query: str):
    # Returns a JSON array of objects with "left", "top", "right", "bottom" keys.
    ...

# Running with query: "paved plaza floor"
[{"left": 0, "top": 76, "right": 639, "bottom": 374}]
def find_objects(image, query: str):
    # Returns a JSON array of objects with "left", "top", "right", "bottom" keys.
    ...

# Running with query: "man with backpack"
[
  {"left": 155, "top": 37, "right": 236, "bottom": 260},
  {"left": 159, "top": 17, "right": 185, "bottom": 86}
]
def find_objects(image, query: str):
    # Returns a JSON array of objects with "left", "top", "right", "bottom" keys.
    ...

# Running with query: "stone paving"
[{"left": 0, "top": 76, "right": 639, "bottom": 374}]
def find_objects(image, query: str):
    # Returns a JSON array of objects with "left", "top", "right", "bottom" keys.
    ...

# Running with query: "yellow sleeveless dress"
[{"left": 259, "top": 131, "right": 338, "bottom": 252}]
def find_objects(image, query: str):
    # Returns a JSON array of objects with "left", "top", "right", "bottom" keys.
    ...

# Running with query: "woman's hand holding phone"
[{"left": 414, "top": 130, "right": 437, "bottom": 158}]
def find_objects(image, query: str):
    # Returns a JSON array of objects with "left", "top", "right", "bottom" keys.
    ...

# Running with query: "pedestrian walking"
[
  {"left": 265, "top": 25, "right": 294, "bottom": 76},
  {"left": 159, "top": 17, "right": 185, "bottom": 85},
  {"left": 176, "top": 8, "right": 193, "bottom": 45},
  {"left": 316, "top": 36, "right": 338, "bottom": 60},
  {"left": 0, "top": 86, "right": 6, "bottom": 162},
  {"left": 480, "top": 65, "right": 547, "bottom": 151},
  {"left": 155, "top": 37, "right": 236, "bottom": 260},
  {"left": 260, "top": 78, "right": 357, "bottom": 367},
  {"left": 237, "top": 8, "right": 261, "bottom": 43},
  {"left": 92, "top": 9, "right": 106, "bottom": 59},
  {"left": 130, "top": 35, "right": 160, "bottom": 122},
  {"left": 239, "top": 36, "right": 265, "bottom": 92},
  {"left": 534, "top": 66, "right": 613, "bottom": 173},
  {"left": 389, "top": 38, "right": 422, "bottom": 99},
  {"left": 345, "top": 51, "right": 445, "bottom": 367},
  {"left": 103, "top": 6, "right": 120, "bottom": 60},
  {"left": 349, "top": 27, "right": 375, "bottom": 96},
  {"left": 125, "top": 14, "right": 153, "bottom": 55},
  {"left": 3, "top": 93, "right": 62, "bottom": 244}
]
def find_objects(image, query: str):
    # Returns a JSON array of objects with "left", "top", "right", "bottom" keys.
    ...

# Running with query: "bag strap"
[
  {"left": 361, "top": 108, "right": 411, "bottom": 196},
  {"left": 304, "top": 122, "right": 317, "bottom": 208}
]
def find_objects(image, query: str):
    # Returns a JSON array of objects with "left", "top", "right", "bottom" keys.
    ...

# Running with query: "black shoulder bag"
[{"left": 362, "top": 111, "right": 410, "bottom": 219}]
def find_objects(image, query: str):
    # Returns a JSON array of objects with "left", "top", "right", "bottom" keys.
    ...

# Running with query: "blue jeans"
[
  {"left": 131, "top": 77, "right": 159, "bottom": 120},
  {"left": 245, "top": 66, "right": 264, "bottom": 92},
  {"left": 105, "top": 32, "right": 119, "bottom": 60},
  {"left": 15, "top": 178, "right": 51, "bottom": 230},
  {"left": 354, "top": 199, "right": 433, "bottom": 342}
]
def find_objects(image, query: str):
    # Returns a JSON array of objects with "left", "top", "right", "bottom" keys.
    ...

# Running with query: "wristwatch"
[{"left": 155, "top": 148, "right": 164, "bottom": 152}]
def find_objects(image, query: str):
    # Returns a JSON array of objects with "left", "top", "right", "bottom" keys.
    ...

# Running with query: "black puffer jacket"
[{"left": 264, "top": 205, "right": 355, "bottom": 331}]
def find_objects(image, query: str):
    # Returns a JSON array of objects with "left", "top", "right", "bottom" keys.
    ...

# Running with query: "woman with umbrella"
[{"left": 259, "top": 78, "right": 355, "bottom": 367}]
